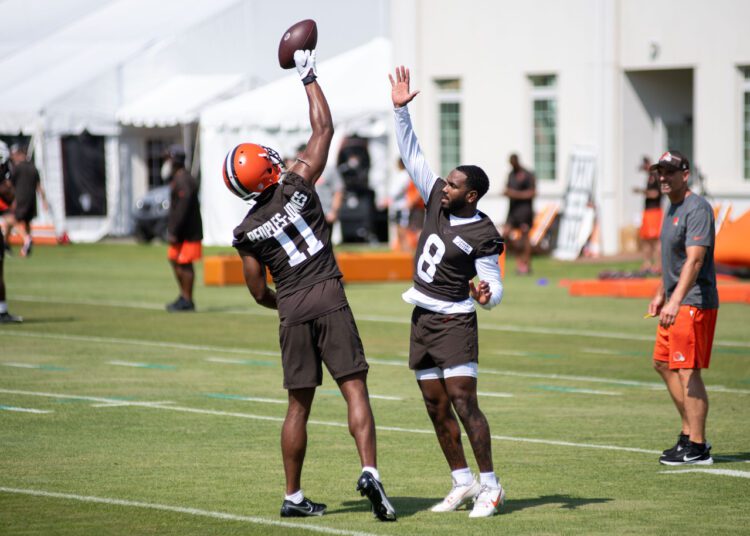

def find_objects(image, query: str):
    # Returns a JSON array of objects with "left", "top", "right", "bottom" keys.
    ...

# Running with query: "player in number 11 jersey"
[
  {"left": 390, "top": 66, "right": 506, "bottom": 518},
  {"left": 229, "top": 49, "right": 396, "bottom": 522}
]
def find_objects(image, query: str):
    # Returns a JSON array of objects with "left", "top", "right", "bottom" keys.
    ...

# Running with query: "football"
[{"left": 278, "top": 19, "right": 317, "bottom": 69}]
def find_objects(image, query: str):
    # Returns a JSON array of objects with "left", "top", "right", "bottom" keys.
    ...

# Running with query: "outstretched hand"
[
  {"left": 469, "top": 280, "right": 492, "bottom": 306},
  {"left": 389, "top": 66, "right": 420, "bottom": 108}
]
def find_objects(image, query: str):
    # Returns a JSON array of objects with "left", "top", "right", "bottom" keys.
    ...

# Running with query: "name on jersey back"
[{"left": 244, "top": 191, "right": 309, "bottom": 243}]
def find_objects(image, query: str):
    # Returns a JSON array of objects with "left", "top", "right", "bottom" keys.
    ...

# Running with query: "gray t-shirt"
[{"left": 660, "top": 192, "right": 719, "bottom": 309}]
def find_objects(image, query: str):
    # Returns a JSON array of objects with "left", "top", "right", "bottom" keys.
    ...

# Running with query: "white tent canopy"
[
  {"left": 0, "top": 0, "right": 240, "bottom": 134},
  {"left": 199, "top": 38, "right": 393, "bottom": 246},
  {"left": 117, "top": 74, "right": 246, "bottom": 128}
]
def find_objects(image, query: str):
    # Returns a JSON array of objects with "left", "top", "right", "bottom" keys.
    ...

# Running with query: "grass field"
[{"left": 1, "top": 243, "right": 749, "bottom": 535}]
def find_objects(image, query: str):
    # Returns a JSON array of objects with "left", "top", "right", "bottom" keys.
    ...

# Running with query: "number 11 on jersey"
[{"left": 274, "top": 214, "right": 324, "bottom": 267}]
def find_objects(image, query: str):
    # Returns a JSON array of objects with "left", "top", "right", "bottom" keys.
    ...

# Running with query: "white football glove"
[{"left": 294, "top": 49, "right": 317, "bottom": 84}]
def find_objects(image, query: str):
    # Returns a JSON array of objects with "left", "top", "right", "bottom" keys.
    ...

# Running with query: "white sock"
[
  {"left": 362, "top": 466, "right": 380, "bottom": 481},
  {"left": 479, "top": 471, "right": 499, "bottom": 488},
  {"left": 451, "top": 467, "right": 474, "bottom": 487},
  {"left": 284, "top": 489, "right": 304, "bottom": 504},
  {"left": 0, "top": 302, "right": 7, "bottom": 314}
]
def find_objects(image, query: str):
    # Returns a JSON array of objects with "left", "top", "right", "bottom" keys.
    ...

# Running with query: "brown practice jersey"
[
  {"left": 232, "top": 171, "right": 343, "bottom": 301},
  {"left": 413, "top": 180, "right": 504, "bottom": 302}
]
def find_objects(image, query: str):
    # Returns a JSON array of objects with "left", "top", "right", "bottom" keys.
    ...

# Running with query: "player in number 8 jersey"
[
  {"left": 230, "top": 49, "right": 396, "bottom": 522},
  {"left": 390, "top": 66, "right": 506, "bottom": 518}
]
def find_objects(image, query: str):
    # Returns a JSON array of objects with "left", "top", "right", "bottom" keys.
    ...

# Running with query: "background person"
[
  {"left": 647, "top": 150, "right": 718, "bottom": 466},
  {"left": 388, "top": 158, "right": 412, "bottom": 251},
  {"left": 502, "top": 153, "right": 535, "bottom": 275},
  {"left": 633, "top": 156, "right": 663, "bottom": 273},
  {"left": 163, "top": 145, "right": 203, "bottom": 312},
  {"left": 1, "top": 143, "right": 48, "bottom": 257},
  {"left": 0, "top": 141, "right": 22, "bottom": 323},
  {"left": 228, "top": 49, "right": 396, "bottom": 522}
]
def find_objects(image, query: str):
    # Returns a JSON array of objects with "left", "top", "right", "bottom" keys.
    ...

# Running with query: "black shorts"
[
  {"left": 0, "top": 229, "right": 4, "bottom": 261},
  {"left": 409, "top": 307, "right": 478, "bottom": 371},
  {"left": 506, "top": 205, "right": 533, "bottom": 229},
  {"left": 279, "top": 305, "right": 369, "bottom": 390}
]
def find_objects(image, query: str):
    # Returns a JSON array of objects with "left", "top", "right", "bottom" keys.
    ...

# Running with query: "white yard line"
[
  {"left": 659, "top": 468, "right": 750, "bottom": 479},
  {"left": 477, "top": 391, "right": 514, "bottom": 398},
  {"left": 0, "top": 405, "right": 52, "bottom": 414},
  {"left": 3, "top": 362, "right": 43, "bottom": 369},
  {"left": 368, "top": 394, "right": 403, "bottom": 401},
  {"left": 0, "top": 387, "right": 682, "bottom": 457},
  {"left": 0, "top": 487, "right": 376, "bottom": 536},
  {"left": 10, "top": 295, "right": 750, "bottom": 348},
  {"left": 4, "top": 387, "right": 750, "bottom": 466},
  {"left": 4, "top": 332, "right": 748, "bottom": 395}
]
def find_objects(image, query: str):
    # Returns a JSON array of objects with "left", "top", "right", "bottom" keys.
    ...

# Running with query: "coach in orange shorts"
[
  {"left": 163, "top": 145, "right": 202, "bottom": 312},
  {"left": 647, "top": 150, "right": 718, "bottom": 466}
]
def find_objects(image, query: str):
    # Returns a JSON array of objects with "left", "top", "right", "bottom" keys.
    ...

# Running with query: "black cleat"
[
  {"left": 660, "top": 441, "right": 713, "bottom": 466},
  {"left": 0, "top": 311, "right": 23, "bottom": 323},
  {"left": 166, "top": 296, "right": 195, "bottom": 312},
  {"left": 662, "top": 433, "right": 691, "bottom": 457},
  {"left": 356, "top": 471, "right": 396, "bottom": 521},
  {"left": 280, "top": 497, "right": 327, "bottom": 517}
]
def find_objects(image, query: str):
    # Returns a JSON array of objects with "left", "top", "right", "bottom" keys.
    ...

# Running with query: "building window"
[
  {"left": 436, "top": 79, "right": 461, "bottom": 177},
  {"left": 742, "top": 67, "right": 750, "bottom": 180},
  {"left": 530, "top": 74, "right": 557, "bottom": 180}
]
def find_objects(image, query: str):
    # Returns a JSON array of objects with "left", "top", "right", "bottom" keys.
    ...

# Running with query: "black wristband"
[{"left": 302, "top": 73, "right": 317, "bottom": 85}]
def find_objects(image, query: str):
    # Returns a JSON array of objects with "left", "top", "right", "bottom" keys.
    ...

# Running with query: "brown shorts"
[
  {"left": 409, "top": 307, "right": 478, "bottom": 371},
  {"left": 279, "top": 305, "right": 369, "bottom": 390}
]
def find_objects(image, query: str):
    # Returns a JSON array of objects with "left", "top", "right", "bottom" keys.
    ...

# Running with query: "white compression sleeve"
[
  {"left": 393, "top": 106, "right": 439, "bottom": 202},
  {"left": 474, "top": 255, "right": 503, "bottom": 310}
]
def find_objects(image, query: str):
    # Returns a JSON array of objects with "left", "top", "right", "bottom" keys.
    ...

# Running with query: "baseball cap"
[{"left": 650, "top": 150, "right": 690, "bottom": 172}]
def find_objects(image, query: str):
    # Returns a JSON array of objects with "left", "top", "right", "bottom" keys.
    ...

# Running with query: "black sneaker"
[
  {"left": 662, "top": 433, "right": 690, "bottom": 457},
  {"left": 356, "top": 471, "right": 397, "bottom": 521},
  {"left": 279, "top": 497, "right": 326, "bottom": 517},
  {"left": 0, "top": 311, "right": 23, "bottom": 323},
  {"left": 166, "top": 296, "right": 195, "bottom": 312},
  {"left": 659, "top": 441, "right": 713, "bottom": 466}
]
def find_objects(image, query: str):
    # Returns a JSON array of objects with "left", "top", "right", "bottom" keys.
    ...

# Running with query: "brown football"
[{"left": 278, "top": 19, "right": 318, "bottom": 69}]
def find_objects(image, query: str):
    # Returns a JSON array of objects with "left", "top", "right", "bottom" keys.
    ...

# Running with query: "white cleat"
[
  {"left": 430, "top": 476, "right": 481, "bottom": 512},
  {"left": 468, "top": 484, "right": 505, "bottom": 518}
]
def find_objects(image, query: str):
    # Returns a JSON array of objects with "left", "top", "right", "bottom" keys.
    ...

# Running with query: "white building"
[{"left": 390, "top": 0, "right": 750, "bottom": 254}]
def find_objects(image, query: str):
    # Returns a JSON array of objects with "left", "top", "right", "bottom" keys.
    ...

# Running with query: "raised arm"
[
  {"left": 389, "top": 66, "right": 438, "bottom": 201},
  {"left": 288, "top": 50, "right": 334, "bottom": 185}
]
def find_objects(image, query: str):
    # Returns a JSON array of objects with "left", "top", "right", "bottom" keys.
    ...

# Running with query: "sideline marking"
[
  {"left": 0, "top": 387, "right": 672, "bottom": 456},
  {"left": 92, "top": 401, "right": 174, "bottom": 408},
  {"left": 533, "top": 385, "right": 621, "bottom": 396},
  {"left": 659, "top": 468, "right": 750, "bottom": 479},
  {"left": 108, "top": 360, "right": 176, "bottom": 370},
  {"left": 3, "top": 331, "right": 748, "bottom": 395},
  {"left": 0, "top": 487, "right": 376, "bottom": 536},
  {"left": 6, "top": 387, "right": 748, "bottom": 463},
  {"left": 364, "top": 358, "right": 750, "bottom": 394},
  {"left": 478, "top": 391, "right": 514, "bottom": 398},
  {"left": 2, "top": 362, "right": 68, "bottom": 371},
  {"left": 10, "top": 295, "right": 750, "bottom": 348},
  {"left": 205, "top": 393, "right": 285, "bottom": 405},
  {"left": 0, "top": 405, "right": 52, "bottom": 414},
  {"left": 206, "top": 357, "right": 277, "bottom": 366}
]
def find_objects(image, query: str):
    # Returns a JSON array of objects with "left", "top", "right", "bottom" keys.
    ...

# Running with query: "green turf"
[{"left": 1, "top": 243, "right": 749, "bottom": 535}]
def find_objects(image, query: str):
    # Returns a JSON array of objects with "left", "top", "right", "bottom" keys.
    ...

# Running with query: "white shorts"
[{"left": 415, "top": 361, "right": 478, "bottom": 381}]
